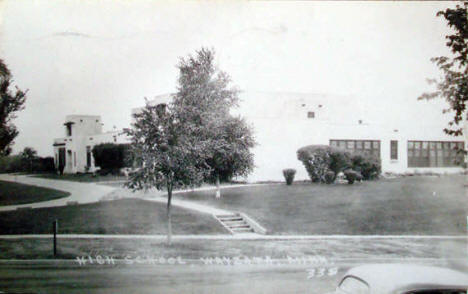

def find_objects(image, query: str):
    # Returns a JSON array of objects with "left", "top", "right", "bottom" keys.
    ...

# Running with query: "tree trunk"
[
  {"left": 215, "top": 174, "right": 221, "bottom": 199},
  {"left": 167, "top": 183, "right": 173, "bottom": 245}
]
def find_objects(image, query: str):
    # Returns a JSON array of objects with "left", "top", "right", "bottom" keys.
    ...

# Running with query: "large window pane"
[{"left": 408, "top": 140, "right": 464, "bottom": 168}]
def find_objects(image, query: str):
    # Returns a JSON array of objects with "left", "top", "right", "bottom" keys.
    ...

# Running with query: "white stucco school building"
[
  {"left": 53, "top": 115, "right": 129, "bottom": 174},
  {"left": 54, "top": 92, "right": 466, "bottom": 181},
  {"left": 143, "top": 92, "right": 466, "bottom": 182}
]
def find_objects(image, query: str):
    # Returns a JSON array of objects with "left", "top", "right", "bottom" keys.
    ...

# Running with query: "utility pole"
[{"left": 53, "top": 219, "right": 58, "bottom": 257}]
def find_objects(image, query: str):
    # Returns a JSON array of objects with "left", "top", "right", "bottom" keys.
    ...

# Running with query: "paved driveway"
[{"left": 0, "top": 174, "right": 116, "bottom": 212}]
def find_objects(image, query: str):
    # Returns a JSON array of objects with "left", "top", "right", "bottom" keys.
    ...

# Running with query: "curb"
[{"left": 0, "top": 234, "right": 467, "bottom": 240}]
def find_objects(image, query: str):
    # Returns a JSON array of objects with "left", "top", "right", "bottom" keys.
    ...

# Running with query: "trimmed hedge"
[
  {"left": 297, "top": 144, "right": 381, "bottom": 184},
  {"left": 297, "top": 145, "right": 351, "bottom": 184},
  {"left": 344, "top": 169, "right": 359, "bottom": 184},
  {"left": 350, "top": 154, "right": 381, "bottom": 180},
  {"left": 0, "top": 155, "right": 55, "bottom": 173},
  {"left": 92, "top": 143, "right": 131, "bottom": 174},
  {"left": 282, "top": 168, "right": 296, "bottom": 185},
  {"left": 324, "top": 171, "right": 335, "bottom": 184}
]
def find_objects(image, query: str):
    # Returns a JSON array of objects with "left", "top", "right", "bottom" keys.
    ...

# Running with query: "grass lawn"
[
  {"left": 0, "top": 237, "right": 465, "bottom": 260},
  {"left": 0, "top": 180, "right": 70, "bottom": 206},
  {"left": 174, "top": 175, "right": 468, "bottom": 235},
  {"left": 33, "top": 173, "right": 127, "bottom": 183},
  {"left": 0, "top": 198, "right": 226, "bottom": 235}
]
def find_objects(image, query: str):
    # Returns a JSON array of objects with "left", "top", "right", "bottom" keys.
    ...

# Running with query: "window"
[
  {"left": 330, "top": 140, "right": 380, "bottom": 159},
  {"left": 307, "top": 111, "right": 315, "bottom": 119},
  {"left": 390, "top": 140, "right": 398, "bottom": 160},
  {"left": 407, "top": 140, "right": 464, "bottom": 167},
  {"left": 66, "top": 124, "right": 72, "bottom": 136},
  {"left": 86, "top": 146, "right": 92, "bottom": 167}
]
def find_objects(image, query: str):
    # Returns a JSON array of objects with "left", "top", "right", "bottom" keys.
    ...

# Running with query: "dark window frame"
[
  {"left": 330, "top": 139, "right": 381, "bottom": 159},
  {"left": 407, "top": 140, "right": 464, "bottom": 168},
  {"left": 390, "top": 140, "right": 398, "bottom": 160}
]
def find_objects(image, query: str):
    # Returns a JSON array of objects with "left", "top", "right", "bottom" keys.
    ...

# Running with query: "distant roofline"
[
  {"left": 149, "top": 90, "right": 349, "bottom": 97},
  {"left": 238, "top": 90, "right": 350, "bottom": 98},
  {"left": 143, "top": 91, "right": 351, "bottom": 105},
  {"left": 65, "top": 114, "right": 101, "bottom": 117}
]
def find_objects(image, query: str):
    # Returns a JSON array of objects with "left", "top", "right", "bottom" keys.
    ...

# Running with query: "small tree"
[
  {"left": 206, "top": 117, "right": 255, "bottom": 198},
  {"left": 0, "top": 59, "right": 27, "bottom": 156},
  {"left": 418, "top": 2, "right": 468, "bottom": 137},
  {"left": 173, "top": 48, "right": 255, "bottom": 198},
  {"left": 21, "top": 147, "right": 37, "bottom": 173},
  {"left": 125, "top": 102, "right": 206, "bottom": 245}
]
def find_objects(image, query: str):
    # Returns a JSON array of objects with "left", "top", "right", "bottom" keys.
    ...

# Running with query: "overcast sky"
[{"left": 0, "top": 0, "right": 457, "bottom": 156}]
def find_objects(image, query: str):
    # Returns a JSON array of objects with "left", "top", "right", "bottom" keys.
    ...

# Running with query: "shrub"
[
  {"left": 282, "top": 168, "right": 296, "bottom": 185},
  {"left": 355, "top": 171, "right": 363, "bottom": 182},
  {"left": 350, "top": 154, "right": 381, "bottom": 180},
  {"left": 0, "top": 155, "right": 22, "bottom": 173},
  {"left": 324, "top": 171, "right": 335, "bottom": 184},
  {"left": 328, "top": 149, "right": 351, "bottom": 180},
  {"left": 33, "top": 157, "right": 55, "bottom": 173},
  {"left": 0, "top": 155, "right": 55, "bottom": 173},
  {"left": 297, "top": 145, "right": 351, "bottom": 183},
  {"left": 344, "top": 169, "right": 359, "bottom": 184},
  {"left": 297, "top": 145, "right": 330, "bottom": 183},
  {"left": 92, "top": 143, "right": 131, "bottom": 174}
]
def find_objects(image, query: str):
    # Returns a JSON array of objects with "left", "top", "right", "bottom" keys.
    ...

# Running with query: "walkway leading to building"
[
  {"left": 103, "top": 186, "right": 268, "bottom": 234},
  {"left": 0, "top": 174, "right": 267, "bottom": 234},
  {"left": 0, "top": 174, "right": 116, "bottom": 212}
]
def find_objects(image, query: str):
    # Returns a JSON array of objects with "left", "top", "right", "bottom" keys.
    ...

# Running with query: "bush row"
[
  {"left": 92, "top": 143, "right": 132, "bottom": 175},
  {"left": 296, "top": 145, "right": 381, "bottom": 184},
  {"left": 0, "top": 155, "right": 55, "bottom": 173}
]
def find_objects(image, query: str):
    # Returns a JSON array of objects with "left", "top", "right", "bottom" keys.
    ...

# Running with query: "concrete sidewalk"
[
  {"left": 0, "top": 234, "right": 467, "bottom": 240},
  {"left": 0, "top": 174, "right": 265, "bottom": 217},
  {"left": 99, "top": 183, "right": 271, "bottom": 216},
  {"left": 0, "top": 174, "right": 116, "bottom": 212}
]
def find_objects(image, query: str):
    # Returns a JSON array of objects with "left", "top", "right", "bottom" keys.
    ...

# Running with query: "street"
[
  {"left": 0, "top": 261, "right": 362, "bottom": 294},
  {"left": 1, "top": 256, "right": 467, "bottom": 294}
]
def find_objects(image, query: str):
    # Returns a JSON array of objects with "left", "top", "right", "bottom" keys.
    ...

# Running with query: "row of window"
[
  {"left": 329, "top": 139, "right": 465, "bottom": 167},
  {"left": 330, "top": 140, "right": 381, "bottom": 158},
  {"left": 407, "top": 140, "right": 464, "bottom": 168}
]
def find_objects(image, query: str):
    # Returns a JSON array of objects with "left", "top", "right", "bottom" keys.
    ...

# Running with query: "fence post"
[{"left": 53, "top": 219, "right": 58, "bottom": 257}]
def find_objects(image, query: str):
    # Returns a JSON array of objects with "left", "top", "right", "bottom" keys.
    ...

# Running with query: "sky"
[{"left": 0, "top": 0, "right": 458, "bottom": 156}]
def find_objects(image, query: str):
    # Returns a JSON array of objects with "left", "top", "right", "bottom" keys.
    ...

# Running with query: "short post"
[{"left": 53, "top": 219, "right": 58, "bottom": 257}]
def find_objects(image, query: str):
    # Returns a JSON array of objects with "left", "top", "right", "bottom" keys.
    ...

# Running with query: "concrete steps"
[{"left": 215, "top": 213, "right": 255, "bottom": 234}]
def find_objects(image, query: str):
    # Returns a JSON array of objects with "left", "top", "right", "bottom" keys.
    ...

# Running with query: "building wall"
[
  {"left": 53, "top": 115, "right": 130, "bottom": 174},
  {"left": 143, "top": 92, "right": 466, "bottom": 182}
]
